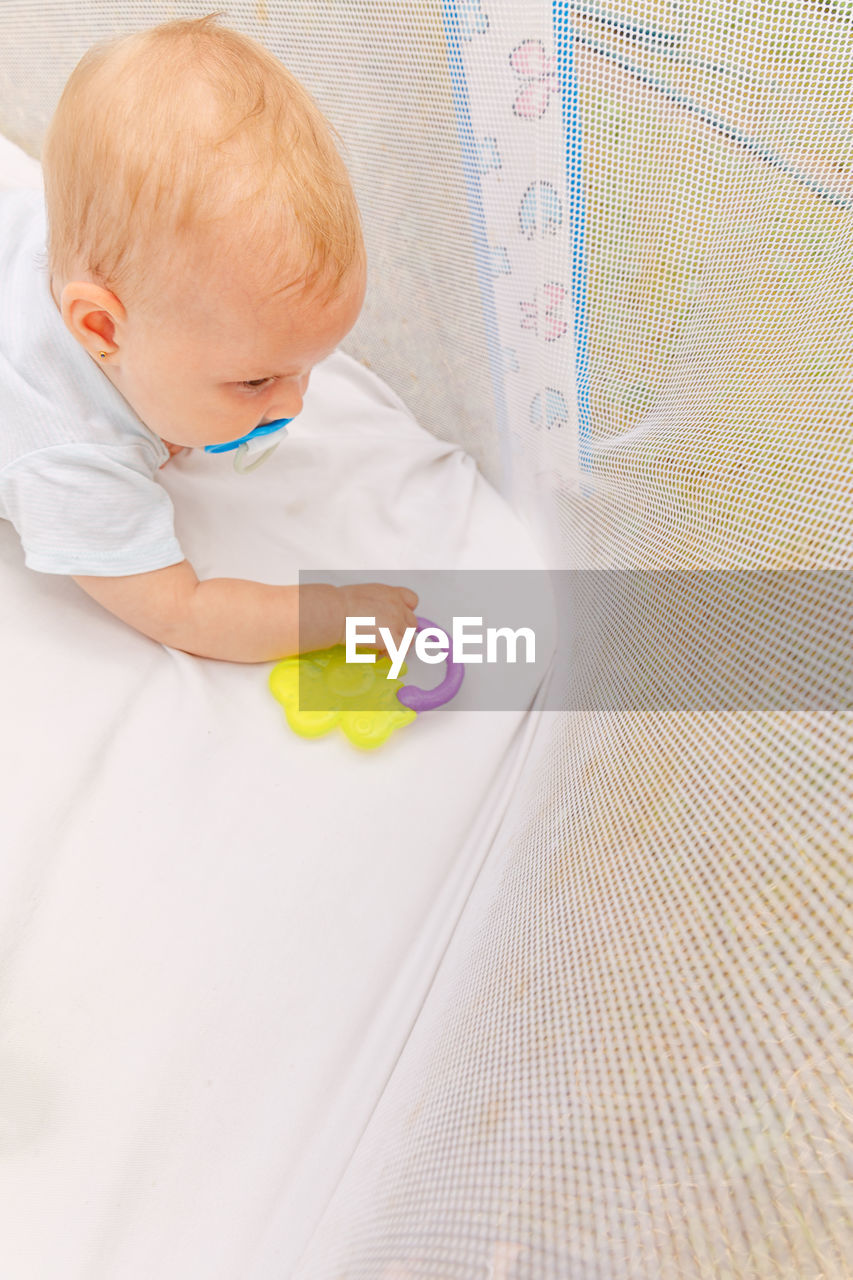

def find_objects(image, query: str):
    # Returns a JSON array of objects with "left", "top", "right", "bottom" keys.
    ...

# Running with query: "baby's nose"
[{"left": 264, "top": 374, "right": 309, "bottom": 422}]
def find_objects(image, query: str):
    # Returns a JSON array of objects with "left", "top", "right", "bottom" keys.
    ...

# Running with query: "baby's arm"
[{"left": 72, "top": 562, "right": 419, "bottom": 663}]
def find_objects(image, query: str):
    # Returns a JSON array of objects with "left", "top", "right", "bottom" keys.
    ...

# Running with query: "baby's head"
[{"left": 42, "top": 14, "right": 366, "bottom": 449}]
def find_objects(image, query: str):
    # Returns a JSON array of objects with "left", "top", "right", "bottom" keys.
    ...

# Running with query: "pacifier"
[{"left": 204, "top": 418, "right": 292, "bottom": 473}]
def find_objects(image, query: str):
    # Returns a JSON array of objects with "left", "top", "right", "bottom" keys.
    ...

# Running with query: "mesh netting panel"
[
  {"left": 2, "top": 1, "right": 852, "bottom": 1276},
  {"left": 290, "top": 706, "right": 852, "bottom": 1279}
]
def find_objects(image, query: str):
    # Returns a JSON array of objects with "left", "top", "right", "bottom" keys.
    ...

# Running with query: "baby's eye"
[{"left": 240, "top": 377, "right": 276, "bottom": 391}]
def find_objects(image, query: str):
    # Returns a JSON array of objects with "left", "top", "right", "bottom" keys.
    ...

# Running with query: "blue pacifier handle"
[{"left": 204, "top": 418, "right": 292, "bottom": 454}]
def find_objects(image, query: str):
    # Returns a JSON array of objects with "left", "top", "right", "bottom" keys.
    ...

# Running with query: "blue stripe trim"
[
  {"left": 554, "top": 2, "right": 592, "bottom": 474},
  {"left": 441, "top": 0, "right": 511, "bottom": 495}
]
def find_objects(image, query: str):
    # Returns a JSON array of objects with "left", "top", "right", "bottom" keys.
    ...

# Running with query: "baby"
[{"left": 0, "top": 14, "right": 418, "bottom": 662}]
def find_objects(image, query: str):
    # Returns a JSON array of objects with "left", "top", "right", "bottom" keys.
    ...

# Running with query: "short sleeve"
[{"left": 1, "top": 442, "right": 185, "bottom": 576}]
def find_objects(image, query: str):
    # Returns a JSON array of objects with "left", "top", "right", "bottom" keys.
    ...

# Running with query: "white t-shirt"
[{"left": 0, "top": 186, "right": 185, "bottom": 576}]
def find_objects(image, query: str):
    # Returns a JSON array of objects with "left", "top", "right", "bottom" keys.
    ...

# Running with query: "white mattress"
[{"left": 0, "top": 136, "right": 550, "bottom": 1277}]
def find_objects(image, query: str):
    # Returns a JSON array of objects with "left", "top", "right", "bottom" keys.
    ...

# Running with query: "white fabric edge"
[
  {"left": 247, "top": 658, "right": 559, "bottom": 1279},
  {"left": 0, "top": 134, "right": 42, "bottom": 188}
]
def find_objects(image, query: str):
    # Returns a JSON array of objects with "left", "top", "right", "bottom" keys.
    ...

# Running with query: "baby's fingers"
[{"left": 401, "top": 588, "right": 419, "bottom": 610}]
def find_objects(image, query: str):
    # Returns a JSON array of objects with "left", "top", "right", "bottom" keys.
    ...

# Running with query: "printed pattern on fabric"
[{"left": 443, "top": 0, "right": 580, "bottom": 491}]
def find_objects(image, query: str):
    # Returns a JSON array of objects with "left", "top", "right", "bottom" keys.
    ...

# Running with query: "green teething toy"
[
  {"left": 268, "top": 615, "right": 465, "bottom": 750},
  {"left": 269, "top": 644, "right": 417, "bottom": 749}
]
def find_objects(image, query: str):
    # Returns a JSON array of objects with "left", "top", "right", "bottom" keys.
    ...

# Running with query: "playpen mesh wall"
[{"left": 1, "top": 1, "right": 852, "bottom": 1276}]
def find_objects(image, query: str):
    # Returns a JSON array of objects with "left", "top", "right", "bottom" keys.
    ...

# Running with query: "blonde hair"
[{"left": 42, "top": 13, "right": 364, "bottom": 309}]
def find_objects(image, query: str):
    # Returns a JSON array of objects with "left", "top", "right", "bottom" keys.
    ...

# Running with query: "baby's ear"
[{"left": 59, "top": 281, "right": 126, "bottom": 358}]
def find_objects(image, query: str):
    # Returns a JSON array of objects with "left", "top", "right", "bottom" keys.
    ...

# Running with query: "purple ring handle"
[{"left": 396, "top": 616, "right": 464, "bottom": 713}]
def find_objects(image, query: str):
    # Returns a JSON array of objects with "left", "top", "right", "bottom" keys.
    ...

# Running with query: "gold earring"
[{"left": 99, "top": 350, "right": 109, "bottom": 359}]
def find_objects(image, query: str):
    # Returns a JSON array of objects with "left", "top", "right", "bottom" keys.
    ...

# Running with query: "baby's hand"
[{"left": 337, "top": 583, "right": 419, "bottom": 654}]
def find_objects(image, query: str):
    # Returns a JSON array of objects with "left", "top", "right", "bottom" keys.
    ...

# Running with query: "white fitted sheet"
[{"left": 0, "top": 136, "right": 550, "bottom": 1278}]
